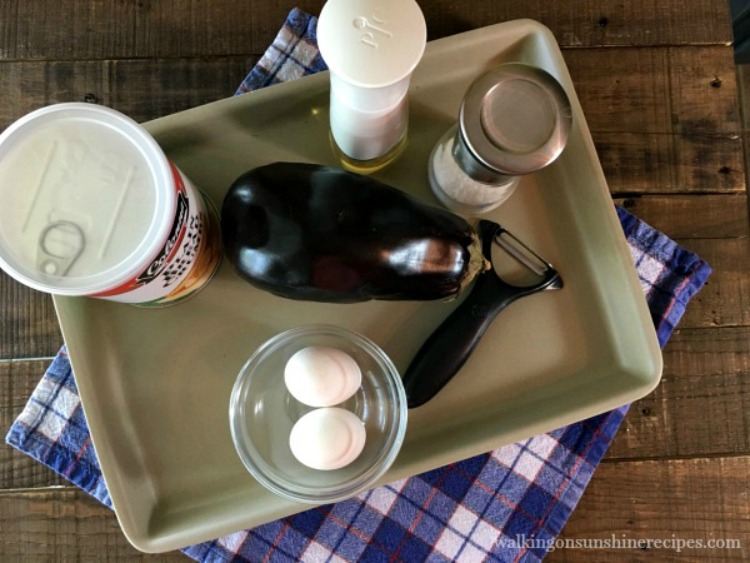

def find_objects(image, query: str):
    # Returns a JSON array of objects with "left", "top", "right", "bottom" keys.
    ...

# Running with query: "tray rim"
[{"left": 52, "top": 18, "right": 663, "bottom": 553}]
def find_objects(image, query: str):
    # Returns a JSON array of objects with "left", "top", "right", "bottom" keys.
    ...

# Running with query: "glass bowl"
[{"left": 229, "top": 324, "right": 408, "bottom": 504}]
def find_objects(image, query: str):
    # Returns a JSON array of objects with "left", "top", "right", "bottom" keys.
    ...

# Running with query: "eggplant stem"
[{"left": 458, "top": 230, "right": 490, "bottom": 296}]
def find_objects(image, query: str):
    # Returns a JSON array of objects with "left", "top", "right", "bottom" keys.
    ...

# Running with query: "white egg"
[
  {"left": 289, "top": 407, "right": 366, "bottom": 470},
  {"left": 284, "top": 346, "right": 362, "bottom": 407}
]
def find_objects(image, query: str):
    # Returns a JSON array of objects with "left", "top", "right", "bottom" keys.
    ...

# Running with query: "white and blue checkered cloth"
[{"left": 7, "top": 9, "right": 711, "bottom": 562}]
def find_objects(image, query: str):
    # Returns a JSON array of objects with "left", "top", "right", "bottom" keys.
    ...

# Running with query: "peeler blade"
[{"left": 403, "top": 220, "right": 563, "bottom": 408}]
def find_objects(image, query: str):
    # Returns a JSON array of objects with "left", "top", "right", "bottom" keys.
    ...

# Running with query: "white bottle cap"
[
  {"left": 318, "top": 0, "right": 426, "bottom": 161},
  {"left": 0, "top": 103, "right": 173, "bottom": 295},
  {"left": 317, "top": 0, "right": 427, "bottom": 90}
]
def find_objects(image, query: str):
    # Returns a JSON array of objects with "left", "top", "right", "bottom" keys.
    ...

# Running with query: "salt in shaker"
[
  {"left": 317, "top": 0, "right": 426, "bottom": 173},
  {"left": 429, "top": 63, "right": 572, "bottom": 214}
]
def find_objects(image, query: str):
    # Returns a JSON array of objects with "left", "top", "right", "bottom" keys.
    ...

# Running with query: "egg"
[
  {"left": 284, "top": 346, "right": 362, "bottom": 407},
  {"left": 289, "top": 407, "right": 366, "bottom": 470}
]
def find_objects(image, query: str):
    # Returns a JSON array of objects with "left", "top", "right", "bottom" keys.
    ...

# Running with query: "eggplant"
[{"left": 221, "top": 162, "right": 488, "bottom": 303}]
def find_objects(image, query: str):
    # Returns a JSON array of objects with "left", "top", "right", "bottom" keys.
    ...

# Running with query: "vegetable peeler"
[{"left": 403, "top": 219, "right": 563, "bottom": 408}]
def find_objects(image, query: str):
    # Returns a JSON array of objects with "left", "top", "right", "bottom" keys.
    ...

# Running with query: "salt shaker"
[
  {"left": 317, "top": 0, "right": 426, "bottom": 173},
  {"left": 429, "top": 63, "right": 572, "bottom": 214}
]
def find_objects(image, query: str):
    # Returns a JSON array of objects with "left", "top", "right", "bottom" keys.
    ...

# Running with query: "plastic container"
[
  {"left": 317, "top": 0, "right": 426, "bottom": 172},
  {"left": 0, "top": 103, "right": 221, "bottom": 306},
  {"left": 229, "top": 325, "right": 408, "bottom": 504}
]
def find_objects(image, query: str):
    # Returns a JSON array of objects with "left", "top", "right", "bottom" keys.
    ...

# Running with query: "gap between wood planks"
[
  {"left": 0, "top": 357, "right": 55, "bottom": 364},
  {"left": 604, "top": 451, "right": 750, "bottom": 464},
  {"left": 0, "top": 485, "right": 72, "bottom": 495}
]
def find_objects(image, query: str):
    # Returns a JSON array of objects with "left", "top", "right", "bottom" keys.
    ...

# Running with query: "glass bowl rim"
[{"left": 229, "top": 323, "right": 408, "bottom": 503}]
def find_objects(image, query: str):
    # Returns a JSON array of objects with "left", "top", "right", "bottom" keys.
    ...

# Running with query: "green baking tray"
[{"left": 53, "top": 19, "right": 662, "bottom": 553}]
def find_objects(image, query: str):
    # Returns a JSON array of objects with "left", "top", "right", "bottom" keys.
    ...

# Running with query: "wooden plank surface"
[
  {"left": 568, "top": 46, "right": 743, "bottom": 194},
  {"left": 0, "top": 489, "right": 183, "bottom": 562},
  {"left": 0, "top": 0, "right": 732, "bottom": 62},
  {"left": 0, "top": 276, "right": 60, "bottom": 359},
  {"left": 0, "top": 0, "right": 746, "bottom": 560},
  {"left": 0, "top": 57, "right": 256, "bottom": 131},
  {"left": 548, "top": 457, "right": 750, "bottom": 562},
  {"left": 609, "top": 327, "right": 750, "bottom": 460},
  {"left": 674, "top": 237, "right": 750, "bottom": 329},
  {"left": 595, "top": 132, "right": 743, "bottom": 194}
]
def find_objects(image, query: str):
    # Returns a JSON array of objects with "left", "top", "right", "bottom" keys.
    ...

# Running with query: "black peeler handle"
[{"left": 403, "top": 220, "right": 562, "bottom": 409}]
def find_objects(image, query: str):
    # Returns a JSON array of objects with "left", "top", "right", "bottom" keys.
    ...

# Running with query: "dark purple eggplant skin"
[{"left": 221, "top": 162, "right": 485, "bottom": 303}]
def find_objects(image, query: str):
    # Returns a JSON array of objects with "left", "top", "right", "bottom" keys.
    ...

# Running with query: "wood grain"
[
  {"left": 566, "top": 46, "right": 739, "bottom": 137},
  {"left": 608, "top": 327, "right": 750, "bottom": 460},
  {"left": 0, "top": 488, "right": 183, "bottom": 561},
  {"left": 668, "top": 47, "right": 741, "bottom": 136},
  {"left": 0, "top": 0, "right": 263, "bottom": 61},
  {"left": 0, "top": 0, "right": 731, "bottom": 63},
  {"left": 422, "top": 1, "right": 733, "bottom": 48},
  {"left": 674, "top": 237, "right": 750, "bottom": 329},
  {"left": 549, "top": 457, "right": 750, "bottom": 562},
  {"left": 0, "top": 57, "right": 257, "bottom": 131},
  {"left": 740, "top": 66, "right": 750, "bottom": 132},
  {"left": 596, "top": 132, "right": 744, "bottom": 195},
  {"left": 566, "top": 46, "right": 742, "bottom": 194},
  {"left": 0, "top": 273, "right": 61, "bottom": 360}
]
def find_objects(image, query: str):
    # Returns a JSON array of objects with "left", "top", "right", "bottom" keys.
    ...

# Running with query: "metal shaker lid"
[{"left": 458, "top": 63, "right": 572, "bottom": 176}]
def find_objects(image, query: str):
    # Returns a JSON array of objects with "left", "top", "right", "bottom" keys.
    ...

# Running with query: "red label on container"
[{"left": 92, "top": 163, "right": 190, "bottom": 298}]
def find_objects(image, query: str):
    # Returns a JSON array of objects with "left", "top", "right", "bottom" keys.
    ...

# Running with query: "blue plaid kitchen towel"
[{"left": 7, "top": 8, "right": 712, "bottom": 563}]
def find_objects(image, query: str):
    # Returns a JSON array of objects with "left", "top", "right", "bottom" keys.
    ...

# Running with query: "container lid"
[
  {"left": 459, "top": 63, "right": 572, "bottom": 176},
  {"left": 317, "top": 0, "right": 426, "bottom": 88},
  {"left": 0, "top": 103, "right": 174, "bottom": 295}
]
